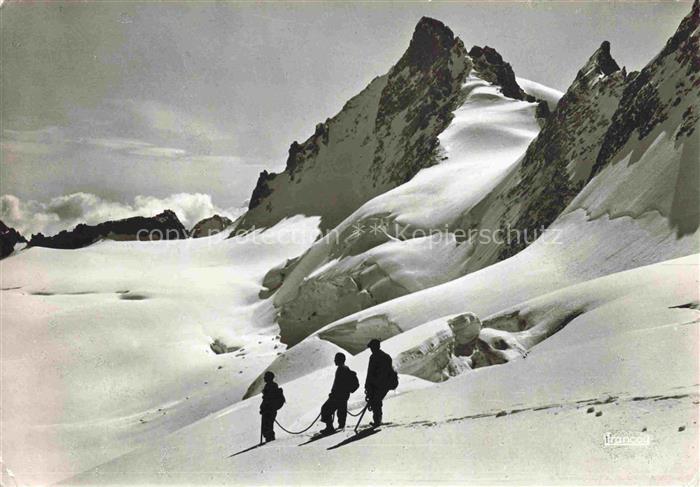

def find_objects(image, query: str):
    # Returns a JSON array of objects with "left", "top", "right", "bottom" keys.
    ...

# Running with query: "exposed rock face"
[
  {"left": 239, "top": 19, "right": 542, "bottom": 235},
  {"left": 592, "top": 0, "right": 699, "bottom": 177},
  {"left": 28, "top": 210, "right": 188, "bottom": 250},
  {"left": 367, "top": 17, "right": 469, "bottom": 189},
  {"left": 584, "top": 0, "right": 700, "bottom": 238},
  {"left": 494, "top": 40, "right": 627, "bottom": 259},
  {"left": 468, "top": 45, "right": 534, "bottom": 102},
  {"left": 0, "top": 221, "right": 27, "bottom": 259},
  {"left": 190, "top": 214, "right": 233, "bottom": 239},
  {"left": 238, "top": 17, "right": 471, "bottom": 232}
]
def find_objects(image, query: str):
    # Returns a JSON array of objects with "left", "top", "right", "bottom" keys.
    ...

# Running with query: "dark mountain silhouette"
[
  {"left": 28, "top": 210, "right": 188, "bottom": 250},
  {"left": 0, "top": 221, "right": 27, "bottom": 259}
]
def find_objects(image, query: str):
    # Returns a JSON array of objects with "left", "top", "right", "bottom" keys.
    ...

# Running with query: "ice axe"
[{"left": 353, "top": 402, "right": 370, "bottom": 433}]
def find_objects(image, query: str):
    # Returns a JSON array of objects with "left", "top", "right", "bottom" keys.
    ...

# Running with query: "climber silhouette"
[
  {"left": 364, "top": 339, "right": 397, "bottom": 427},
  {"left": 320, "top": 353, "right": 360, "bottom": 434},
  {"left": 259, "top": 371, "right": 285, "bottom": 442}
]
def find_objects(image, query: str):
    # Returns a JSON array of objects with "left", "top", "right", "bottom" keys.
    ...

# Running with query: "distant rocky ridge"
[
  {"left": 190, "top": 214, "right": 233, "bottom": 239},
  {"left": 27, "top": 210, "right": 188, "bottom": 250},
  {"left": 237, "top": 17, "right": 534, "bottom": 232},
  {"left": 0, "top": 221, "right": 27, "bottom": 259}
]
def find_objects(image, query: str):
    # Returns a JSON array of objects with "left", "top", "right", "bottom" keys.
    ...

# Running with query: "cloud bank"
[{"left": 1, "top": 193, "right": 245, "bottom": 237}]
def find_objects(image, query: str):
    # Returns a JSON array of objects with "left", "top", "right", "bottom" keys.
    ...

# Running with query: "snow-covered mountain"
[
  {"left": 1, "top": 4, "right": 699, "bottom": 485},
  {"left": 253, "top": 5, "right": 698, "bottom": 349},
  {"left": 238, "top": 18, "right": 544, "bottom": 233}
]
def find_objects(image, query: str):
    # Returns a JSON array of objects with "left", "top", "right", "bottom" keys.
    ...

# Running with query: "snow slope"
[
  {"left": 0, "top": 216, "right": 320, "bottom": 485},
  {"left": 315, "top": 123, "right": 698, "bottom": 354},
  {"left": 68, "top": 255, "right": 699, "bottom": 485},
  {"left": 516, "top": 76, "right": 563, "bottom": 110}
]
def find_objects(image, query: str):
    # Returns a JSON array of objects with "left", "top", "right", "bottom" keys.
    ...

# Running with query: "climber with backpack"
[
  {"left": 320, "top": 352, "right": 360, "bottom": 435},
  {"left": 260, "top": 371, "right": 285, "bottom": 442},
  {"left": 364, "top": 339, "right": 398, "bottom": 427}
]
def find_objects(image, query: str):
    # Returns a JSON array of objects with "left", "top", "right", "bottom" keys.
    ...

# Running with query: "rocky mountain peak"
[
  {"left": 578, "top": 40, "right": 621, "bottom": 79},
  {"left": 402, "top": 17, "right": 458, "bottom": 70},
  {"left": 592, "top": 0, "right": 699, "bottom": 178},
  {"left": 239, "top": 16, "right": 471, "bottom": 232}
]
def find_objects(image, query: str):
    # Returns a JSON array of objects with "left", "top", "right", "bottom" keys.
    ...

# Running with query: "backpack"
[
  {"left": 273, "top": 387, "right": 286, "bottom": 410},
  {"left": 387, "top": 368, "right": 399, "bottom": 391},
  {"left": 346, "top": 370, "right": 360, "bottom": 394}
]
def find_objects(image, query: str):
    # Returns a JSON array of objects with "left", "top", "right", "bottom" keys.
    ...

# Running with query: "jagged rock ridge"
[
  {"left": 28, "top": 210, "right": 188, "bottom": 250},
  {"left": 468, "top": 45, "right": 535, "bottom": 102},
  {"left": 0, "top": 221, "right": 27, "bottom": 259},
  {"left": 493, "top": 40, "right": 627, "bottom": 259},
  {"left": 592, "top": 0, "right": 699, "bottom": 177}
]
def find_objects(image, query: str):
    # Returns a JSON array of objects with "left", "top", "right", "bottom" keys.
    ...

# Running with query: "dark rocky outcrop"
[
  {"left": 494, "top": 0, "right": 699, "bottom": 258},
  {"left": 247, "top": 171, "right": 275, "bottom": 211},
  {"left": 368, "top": 17, "right": 469, "bottom": 188},
  {"left": 28, "top": 210, "right": 188, "bottom": 250},
  {"left": 210, "top": 339, "right": 240, "bottom": 355},
  {"left": 591, "top": 0, "right": 699, "bottom": 177},
  {"left": 0, "top": 221, "right": 27, "bottom": 259},
  {"left": 493, "top": 40, "right": 627, "bottom": 259},
  {"left": 468, "top": 45, "right": 534, "bottom": 102},
  {"left": 190, "top": 214, "right": 233, "bottom": 239}
]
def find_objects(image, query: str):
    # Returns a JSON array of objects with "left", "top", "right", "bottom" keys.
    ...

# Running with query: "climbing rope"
[
  {"left": 274, "top": 412, "right": 322, "bottom": 435},
  {"left": 273, "top": 403, "right": 368, "bottom": 435},
  {"left": 346, "top": 406, "right": 365, "bottom": 417}
]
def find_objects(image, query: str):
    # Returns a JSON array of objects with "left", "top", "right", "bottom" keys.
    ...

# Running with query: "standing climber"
[
  {"left": 364, "top": 339, "right": 398, "bottom": 427},
  {"left": 260, "top": 371, "right": 285, "bottom": 443},
  {"left": 320, "top": 352, "right": 360, "bottom": 434}
]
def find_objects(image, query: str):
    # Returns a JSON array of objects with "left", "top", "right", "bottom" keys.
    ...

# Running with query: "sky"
[{"left": 0, "top": 0, "right": 692, "bottom": 235}]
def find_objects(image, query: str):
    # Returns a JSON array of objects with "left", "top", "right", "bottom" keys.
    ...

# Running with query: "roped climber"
[
  {"left": 320, "top": 352, "right": 360, "bottom": 435},
  {"left": 364, "top": 339, "right": 398, "bottom": 427},
  {"left": 260, "top": 371, "right": 285, "bottom": 442}
]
